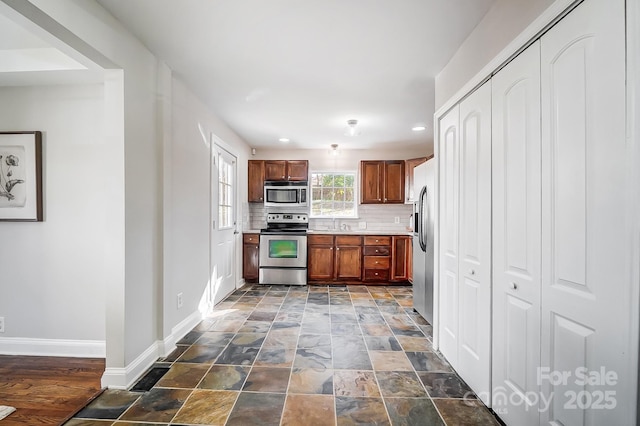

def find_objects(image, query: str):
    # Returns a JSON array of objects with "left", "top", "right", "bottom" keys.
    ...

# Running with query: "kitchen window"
[{"left": 310, "top": 172, "right": 357, "bottom": 218}]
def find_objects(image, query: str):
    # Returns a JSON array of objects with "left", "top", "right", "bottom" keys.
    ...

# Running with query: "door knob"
[
  {"left": 470, "top": 269, "right": 475, "bottom": 275},
  {"left": 509, "top": 282, "right": 518, "bottom": 290}
]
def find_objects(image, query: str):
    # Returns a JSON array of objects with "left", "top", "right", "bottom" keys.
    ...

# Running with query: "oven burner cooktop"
[{"left": 262, "top": 212, "right": 309, "bottom": 234}]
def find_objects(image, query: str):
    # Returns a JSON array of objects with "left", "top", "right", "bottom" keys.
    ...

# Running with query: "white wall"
[
  {"left": 165, "top": 76, "right": 251, "bottom": 336},
  {"left": 0, "top": 84, "right": 107, "bottom": 353},
  {"left": 435, "top": 0, "right": 557, "bottom": 109}
]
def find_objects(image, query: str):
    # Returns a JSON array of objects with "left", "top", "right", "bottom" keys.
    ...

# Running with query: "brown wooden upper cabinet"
[
  {"left": 248, "top": 160, "right": 265, "bottom": 202},
  {"left": 264, "top": 160, "right": 309, "bottom": 181},
  {"left": 248, "top": 159, "right": 309, "bottom": 202},
  {"left": 360, "top": 160, "right": 405, "bottom": 204}
]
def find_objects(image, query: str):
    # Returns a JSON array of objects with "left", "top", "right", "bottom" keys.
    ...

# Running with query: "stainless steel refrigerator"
[{"left": 412, "top": 160, "right": 435, "bottom": 324}]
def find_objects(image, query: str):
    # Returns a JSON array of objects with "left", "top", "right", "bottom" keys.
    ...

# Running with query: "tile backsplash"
[{"left": 246, "top": 203, "right": 413, "bottom": 233}]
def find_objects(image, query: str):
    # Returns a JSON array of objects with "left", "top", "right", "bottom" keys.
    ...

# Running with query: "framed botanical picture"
[{"left": 0, "top": 131, "right": 43, "bottom": 221}]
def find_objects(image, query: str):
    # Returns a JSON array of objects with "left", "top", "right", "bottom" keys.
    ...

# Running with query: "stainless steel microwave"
[{"left": 264, "top": 181, "right": 308, "bottom": 208}]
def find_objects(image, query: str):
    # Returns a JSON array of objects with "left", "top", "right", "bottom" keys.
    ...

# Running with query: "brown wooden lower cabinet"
[
  {"left": 335, "top": 235, "right": 362, "bottom": 281},
  {"left": 307, "top": 233, "right": 410, "bottom": 284},
  {"left": 391, "top": 235, "right": 412, "bottom": 282},
  {"left": 242, "top": 233, "right": 260, "bottom": 282}
]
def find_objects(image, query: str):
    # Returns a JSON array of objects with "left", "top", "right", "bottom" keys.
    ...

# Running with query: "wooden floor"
[{"left": 0, "top": 355, "right": 104, "bottom": 425}]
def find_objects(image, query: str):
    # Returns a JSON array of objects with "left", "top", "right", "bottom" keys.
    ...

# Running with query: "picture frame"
[{"left": 0, "top": 131, "right": 43, "bottom": 221}]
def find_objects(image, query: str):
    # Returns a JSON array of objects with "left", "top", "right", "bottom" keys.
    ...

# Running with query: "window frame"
[{"left": 309, "top": 170, "right": 359, "bottom": 219}]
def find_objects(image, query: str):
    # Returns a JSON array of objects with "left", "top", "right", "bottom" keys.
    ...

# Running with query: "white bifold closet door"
[
  {"left": 491, "top": 40, "right": 542, "bottom": 426},
  {"left": 539, "top": 0, "right": 630, "bottom": 424},
  {"left": 438, "top": 82, "right": 492, "bottom": 406}
]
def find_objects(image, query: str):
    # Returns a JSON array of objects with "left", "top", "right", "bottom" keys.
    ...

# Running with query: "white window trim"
[{"left": 309, "top": 170, "right": 359, "bottom": 219}]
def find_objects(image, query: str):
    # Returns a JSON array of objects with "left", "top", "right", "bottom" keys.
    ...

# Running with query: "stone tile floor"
[{"left": 65, "top": 285, "right": 501, "bottom": 425}]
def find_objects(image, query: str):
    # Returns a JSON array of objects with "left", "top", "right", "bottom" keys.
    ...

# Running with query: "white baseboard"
[
  {"left": 101, "top": 309, "right": 203, "bottom": 389},
  {"left": 160, "top": 310, "right": 203, "bottom": 358},
  {"left": 0, "top": 337, "right": 105, "bottom": 358},
  {"left": 101, "top": 341, "right": 160, "bottom": 389}
]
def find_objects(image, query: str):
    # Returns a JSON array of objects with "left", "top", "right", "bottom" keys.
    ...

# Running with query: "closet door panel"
[
  {"left": 437, "top": 105, "right": 460, "bottom": 366},
  {"left": 491, "top": 40, "right": 541, "bottom": 426},
  {"left": 457, "top": 81, "right": 492, "bottom": 406},
  {"left": 540, "top": 0, "right": 630, "bottom": 424}
]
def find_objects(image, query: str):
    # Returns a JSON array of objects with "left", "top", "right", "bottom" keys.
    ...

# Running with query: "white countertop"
[{"left": 243, "top": 229, "right": 413, "bottom": 236}]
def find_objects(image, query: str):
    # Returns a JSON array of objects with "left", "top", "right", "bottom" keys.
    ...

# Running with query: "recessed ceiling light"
[
  {"left": 412, "top": 125, "right": 427, "bottom": 132},
  {"left": 279, "top": 138, "right": 290, "bottom": 143}
]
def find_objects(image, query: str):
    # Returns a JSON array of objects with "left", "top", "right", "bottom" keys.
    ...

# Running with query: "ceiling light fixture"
[
  {"left": 331, "top": 143, "right": 339, "bottom": 156},
  {"left": 344, "top": 119, "right": 360, "bottom": 137},
  {"left": 412, "top": 125, "right": 427, "bottom": 132},
  {"left": 278, "top": 138, "right": 290, "bottom": 143}
]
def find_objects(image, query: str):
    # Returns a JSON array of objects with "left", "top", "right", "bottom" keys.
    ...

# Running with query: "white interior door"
[
  {"left": 457, "top": 81, "right": 492, "bottom": 406},
  {"left": 211, "top": 143, "right": 237, "bottom": 305},
  {"left": 540, "top": 0, "right": 631, "bottom": 423},
  {"left": 491, "top": 40, "right": 542, "bottom": 426},
  {"left": 438, "top": 105, "right": 460, "bottom": 367}
]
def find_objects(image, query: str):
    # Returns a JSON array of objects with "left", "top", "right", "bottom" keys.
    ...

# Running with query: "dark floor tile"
[
  {"left": 130, "top": 367, "right": 170, "bottom": 392},
  {"left": 331, "top": 313, "right": 358, "bottom": 323},
  {"left": 248, "top": 310, "right": 278, "bottom": 322},
  {"left": 74, "top": 389, "right": 141, "bottom": 419},
  {"left": 238, "top": 320, "right": 273, "bottom": 333},
  {"left": 332, "top": 335, "right": 367, "bottom": 352},
  {"left": 155, "top": 363, "right": 209, "bottom": 388},
  {"left": 406, "top": 351, "right": 453, "bottom": 372},
  {"left": 376, "top": 371, "right": 428, "bottom": 397},
  {"left": 229, "top": 332, "right": 267, "bottom": 347},
  {"left": 331, "top": 322, "right": 361, "bottom": 335},
  {"left": 176, "top": 330, "right": 204, "bottom": 345},
  {"left": 215, "top": 346, "right": 260, "bottom": 365},
  {"left": 194, "top": 331, "right": 235, "bottom": 346},
  {"left": 176, "top": 345, "right": 225, "bottom": 363},
  {"left": 301, "top": 321, "right": 331, "bottom": 334},
  {"left": 297, "top": 333, "right": 332, "bottom": 349},
  {"left": 120, "top": 388, "right": 190, "bottom": 423},
  {"left": 357, "top": 313, "right": 387, "bottom": 324},
  {"left": 294, "top": 347, "right": 333, "bottom": 368},
  {"left": 385, "top": 397, "right": 445, "bottom": 426},
  {"left": 390, "top": 324, "right": 425, "bottom": 337},
  {"left": 365, "top": 336, "right": 402, "bottom": 351},
  {"left": 65, "top": 420, "right": 115, "bottom": 425},
  {"left": 334, "top": 370, "right": 380, "bottom": 397},
  {"left": 242, "top": 366, "right": 290, "bottom": 393},
  {"left": 361, "top": 324, "right": 394, "bottom": 336},
  {"left": 433, "top": 399, "right": 501, "bottom": 425},
  {"left": 418, "top": 372, "right": 476, "bottom": 399},
  {"left": 271, "top": 321, "right": 301, "bottom": 330},
  {"left": 254, "top": 347, "right": 296, "bottom": 367},
  {"left": 172, "top": 390, "right": 238, "bottom": 425},
  {"left": 332, "top": 350, "right": 372, "bottom": 370},
  {"left": 160, "top": 345, "right": 189, "bottom": 362},
  {"left": 226, "top": 392, "right": 286, "bottom": 426},
  {"left": 198, "top": 365, "right": 250, "bottom": 390},
  {"left": 289, "top": 368, "right": 334, "bottom": 395},
  {"left": 282, "top": 394, "right": 336, "bottom": 426},
  {"left": 335, "top": 396, "right": 390, "bottom": 426}
]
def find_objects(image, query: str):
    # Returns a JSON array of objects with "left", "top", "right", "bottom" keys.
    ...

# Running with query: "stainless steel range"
[{"left": 259, "top": 213, "right": 308, "bottom": 286}]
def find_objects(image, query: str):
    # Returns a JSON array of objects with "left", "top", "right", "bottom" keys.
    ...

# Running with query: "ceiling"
[
  {"left": 1, "top": 0, "right": 496, "bottom": 151},
  {"left": 97, "top": 0, "right": 495, "bottom": 151}
]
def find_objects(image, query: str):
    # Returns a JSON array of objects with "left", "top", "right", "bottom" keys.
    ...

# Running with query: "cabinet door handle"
[
  {"left": 509, "top": 282, "right": 518, "bottom": 290},
  {"left": 470, "top": 269, "right": 475, "bottom": 275},
  {"left": 375, "top": 250, "right": 379, "bottom": 253}
]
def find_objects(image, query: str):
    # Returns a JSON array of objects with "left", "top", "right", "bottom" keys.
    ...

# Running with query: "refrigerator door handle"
[{"left": 418, "top": 186, "right": 428, "bottom": 252}]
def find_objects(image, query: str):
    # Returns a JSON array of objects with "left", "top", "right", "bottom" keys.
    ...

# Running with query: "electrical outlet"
[
  {"left": 358, "top": 221, "right": 366, "bottom": 229},
  {"left": 394, "top": 216, "right": 400, "bottom": 224},
  {"left": 0, "top": 317, "right": 5, "bottom": 333},
  {"left": 177, "top": 293, "right": 184, "bottom": 309}
]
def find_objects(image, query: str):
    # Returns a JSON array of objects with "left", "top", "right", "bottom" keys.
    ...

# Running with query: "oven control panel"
[{"left": 266, "top": 213, "right": 308, "bottom": 224}]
